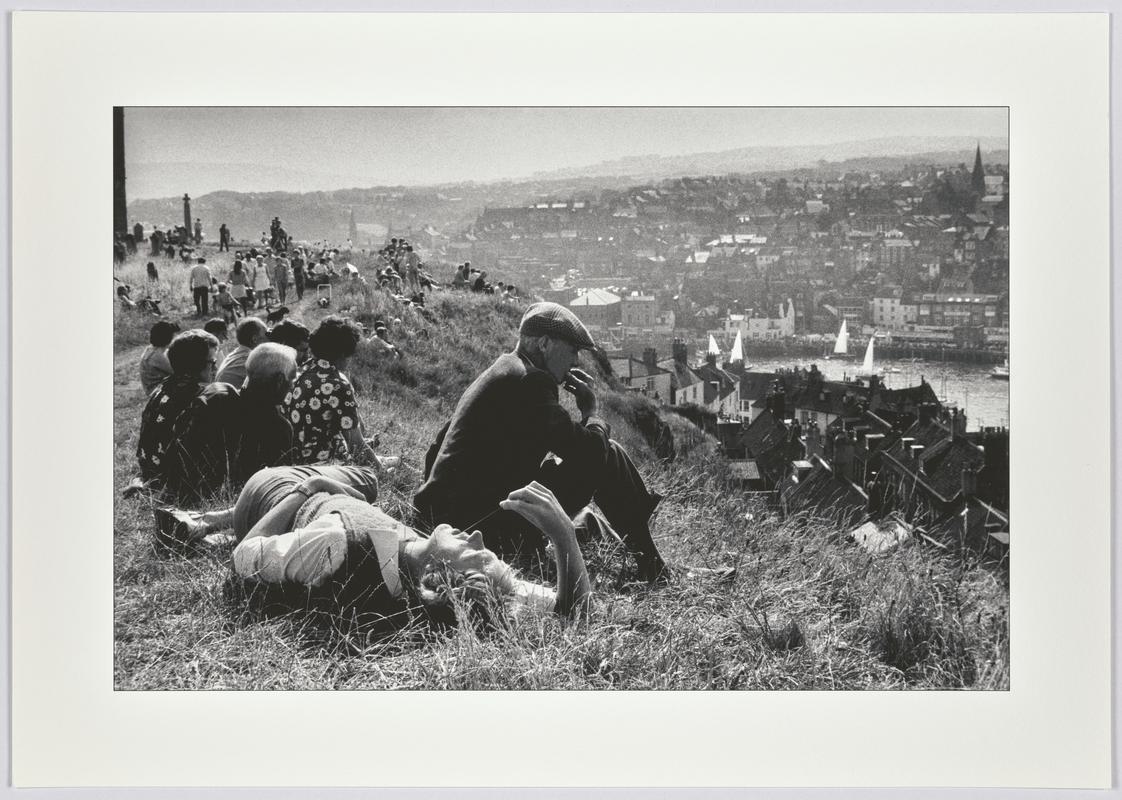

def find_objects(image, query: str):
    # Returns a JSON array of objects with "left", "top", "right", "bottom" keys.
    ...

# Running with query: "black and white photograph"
[
  {"left": 112, "top": 106, "right": 1011, "bottom": 691},
  {"left": 10, "top": 8, "right": 1114, "bottom": 790}
]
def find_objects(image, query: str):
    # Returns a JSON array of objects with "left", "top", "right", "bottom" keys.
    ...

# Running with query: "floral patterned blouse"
[
  {"left": 284, "top": 358, "right": 360, "bottom": 462},
  {"left": 136, "top": 375, "right": 204, "bottom": 481}
]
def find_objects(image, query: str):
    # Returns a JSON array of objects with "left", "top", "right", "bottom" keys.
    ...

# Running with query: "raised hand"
[
  {"left": 499, "top": 481, "right": 576, "bottom": 544},
  {"left": 562, "top": 368, "right": 598, "bottom": 420}
]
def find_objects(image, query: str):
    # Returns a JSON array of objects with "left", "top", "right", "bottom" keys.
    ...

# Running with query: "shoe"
[{"left": 121, "top": 477, "right": 150, "bottom": 498}]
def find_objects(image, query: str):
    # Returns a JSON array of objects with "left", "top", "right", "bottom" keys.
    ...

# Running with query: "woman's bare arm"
[
  {"left": 240, "top": 476, "right": 362, "bottom": 543},
  {"left": 500, "top": 482, "right": 591, "bottom": 618}
]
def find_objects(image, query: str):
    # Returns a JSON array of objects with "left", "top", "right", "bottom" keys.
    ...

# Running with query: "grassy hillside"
[{"left": 113, "top": 249, "right": 1008, "bottom": 690}]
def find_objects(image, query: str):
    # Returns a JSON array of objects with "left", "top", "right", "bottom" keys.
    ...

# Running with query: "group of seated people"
[
  {"left": 136, "top": 314, "right": 392, "bottom": 502},
  {"left": 136, "top": 295, "right": 684, "bottom": 627},
  {"left": 449, "top": 261, "right": 518, "bottom": 298},
  {"left": 374, "top": 238, "right": 435, "bottom": 293},
  {"left": 116, "top": 281, "right": 162, "bottom": 315}
]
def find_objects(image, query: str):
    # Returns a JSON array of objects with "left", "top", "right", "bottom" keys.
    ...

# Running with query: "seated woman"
[
  {"left": 286, "top": 316, "right": 394, "bottom": 469},
  {"left": 156, "top": 467, "right": 590, "bottom": 619}
]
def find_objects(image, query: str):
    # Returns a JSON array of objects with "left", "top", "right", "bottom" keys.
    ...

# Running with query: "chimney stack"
[
  {"left": 951, "top": 408, "right": 968, "bottom": 438},
  {"left": 918, "top": 401, "right": 937, "bottom": 426},
  {"left": 766, "top": 383, "right": 786, "bottom": 419},
  {"left": 642, "top": 347, "right": 658, "bottom": 368},
  {"left": 672, "top": 339, "right": 688, "bottom": 365},
  {"left": 961, "top": 466, "right": 978, "bottom": 498},
  {"left": 834, "top": 433, "right": 855, "bottom": 481},
  {"left": 805, "top": 424, "right": 822, "bottom": 456}
]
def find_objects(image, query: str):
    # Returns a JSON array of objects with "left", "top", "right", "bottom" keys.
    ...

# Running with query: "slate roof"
[
  {"left": 740, "top": 371, "right": 778, "bottom": 403},
  {"left": 782, "top": 457, "right": 868, "bottom": 526},
  {"left": 694, "top": 362, "right": 739, "bottom": 404},
  {"left": 609, "top": 356, "right": 670, "bottom": 380},
  {"left": 727, "top": 460, "right": 762, "bottom": 481},
  {"left": 915, "top": 436, "right": 986, "bottom": 502},
  {"left": 570, "top": 289, "right": 621, "bottom": 307},
  {"left": 657, "top": 358, "right": 702, "bottom": 391},
  {"left": 926, "top": 497, "right": 1008, "bottom": 558},
  {"left": 739, "top": 410, "right": 804, "bottom": 486}
]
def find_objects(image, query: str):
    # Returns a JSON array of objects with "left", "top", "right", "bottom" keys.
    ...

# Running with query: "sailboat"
[
  {"left": 828, "top": 319, "right": 854, "bottom": 359},
  {"left": 990, "top": 358, "right": 1010, "bottom": 380},
  {"left": 856, "top": 332, "right": 879, "bottom": 378},
  {"left": 729, "top": 330, "right": 744, "bottom": 364}
]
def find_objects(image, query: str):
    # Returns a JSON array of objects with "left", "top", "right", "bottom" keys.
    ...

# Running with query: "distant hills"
[
  {"left": 531, "top": 136, "right": 1009, "bottom": 182},
  {"left": 126, "top": 136, "right": 1009, "bottom": 244}
]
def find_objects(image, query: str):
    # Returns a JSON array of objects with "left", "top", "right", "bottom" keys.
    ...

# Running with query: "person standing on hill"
[
  {"left": 133, "top": 221, "right": 144, "bottom": 245},
  {"left": 291, "top": 249, "right": 307, "bottom": 300},
  {"left": 227, "top": 260, "right": 251, "bottom": 313},
  {"left": 251, "top": 255, "right": 272, "bottom": 308},
  {"left": 189, "top": 257, "right": 213, "bottom": 316},
  {"left": 219, "top": 223, "right": 230, "bottom": 252},
  {"left": 193, "top": 218, "right": 203, "bottom": 245},
  {"left": 273, "top": 251, "right": 292, "bottom": 304},
  {"left": 402, "top": 245, "right": 420, "bottom": 292},
  {"left": 413, "top": 302, "right": 670, "bottom": 581}
]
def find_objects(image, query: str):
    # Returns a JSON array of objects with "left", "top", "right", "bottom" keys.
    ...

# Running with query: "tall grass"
[{"left": 112, "top": 246, "right": 1009, "bottom": 690}]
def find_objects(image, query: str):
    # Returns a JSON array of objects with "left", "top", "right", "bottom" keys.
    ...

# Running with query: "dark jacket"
[
  {"left": 414, "top": 351, "right": 610, "bottom": 533},
  {"left": 164, "top": 382, "right": 294, "bottom": 502}
]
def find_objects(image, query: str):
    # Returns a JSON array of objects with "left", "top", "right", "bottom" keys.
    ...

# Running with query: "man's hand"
[{"left": 562, "top": 368, "right": 598, "bottom": 421}]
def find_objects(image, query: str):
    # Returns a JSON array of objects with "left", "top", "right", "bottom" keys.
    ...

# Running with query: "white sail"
[
  {"left": 707, "top": 334, "right": 720, "bottom": 356},
  {"left": 730, "top": 330, "right": 744, "bottom": 362},
  {"left": 860, "top": 333, "right": 876, "bottom": 376},
  {"left": 833, "top": 320, "right": 849, "bottom": 355}
]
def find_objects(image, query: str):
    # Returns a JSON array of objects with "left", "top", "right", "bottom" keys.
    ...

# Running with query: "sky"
[{"left": 125, "top": 107, "right": 1008, "bottom": 199}]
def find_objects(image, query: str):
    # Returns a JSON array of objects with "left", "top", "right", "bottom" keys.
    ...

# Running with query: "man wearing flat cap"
[{"left": 413, "top": 302, "right": 669, "bottom": 581}]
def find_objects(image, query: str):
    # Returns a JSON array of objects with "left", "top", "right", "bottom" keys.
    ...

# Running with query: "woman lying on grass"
[{"left": 156, "top": 466, "right": 591, "bottom": 621}]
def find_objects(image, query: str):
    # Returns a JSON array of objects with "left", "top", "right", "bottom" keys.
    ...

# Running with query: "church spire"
[{"left": 971, "top": 142, "right": 986, "bottom": 194}]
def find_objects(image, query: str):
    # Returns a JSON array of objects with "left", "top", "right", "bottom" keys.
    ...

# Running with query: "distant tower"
[
  {"left": 971, "top": 143, "right": 986, "bottom": 194},
  {"left": 112, "top": 107, "right": 126, "bottom": 235},
  {"left": 182, "top": 193, "right": 192, "bottom": 232},
  {"left": 348, "top": 207, "right": 359, "bottom": 243}
]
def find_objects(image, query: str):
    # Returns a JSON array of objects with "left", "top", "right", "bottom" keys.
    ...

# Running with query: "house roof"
[
  {"left": 782, "top": 457, "right": 868, "bottom": 525},
  {"left": 915, "top": 436, "right": 986, "bottom": 502},
  {"left": 657, "top": 358, "right": 702, "bottom": 390},
  {"left": 739, "top": 410, "right": 805, "bottom": 486},
  {"left": 694, "top": 361, "right": 739, "bottom": 404},
  {"left": 570, "top": 288, "right": 621, "bottom": 307},
  {"left": 727, "top": 460, "right": 762, "bottom": 481},
  {"left": 609, "top": 356, "right": 670, "bottom": 380},
  {"left": 740, "top": 371, "right": 778, "bottom": 402}
]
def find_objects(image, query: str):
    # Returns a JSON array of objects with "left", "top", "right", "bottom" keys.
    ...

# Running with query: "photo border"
[{"left": 5, "top": 5, "right": 1116, "bottom": 794}]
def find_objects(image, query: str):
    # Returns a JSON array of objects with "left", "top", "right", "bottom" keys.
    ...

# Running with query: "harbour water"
[{"left": 744, "top": 355, "right": 1010, "bottom": 431}]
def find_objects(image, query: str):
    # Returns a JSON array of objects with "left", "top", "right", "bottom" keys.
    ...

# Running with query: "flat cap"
[{"left": 519, "top": 302, "right": 596, "bottom": 350}]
